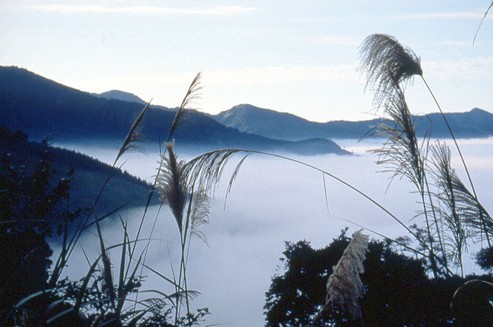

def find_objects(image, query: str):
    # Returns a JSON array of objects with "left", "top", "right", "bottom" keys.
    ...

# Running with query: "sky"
[{"left": 1, "top": 0, "right": 493, "bottom": 122}]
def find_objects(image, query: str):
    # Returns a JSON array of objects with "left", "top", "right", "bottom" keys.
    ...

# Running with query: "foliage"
[
  {"left": 0, "top": 126, "right": 155, "bottom": 214},
  {"left": 265, "top": 231, "right": 493, "bottom": 326},
  {"left": 476, "top": 247, "right": 493, "bottom": 272},
  {"left": 0, "top": 130, "right": 82, "bottom": 325}
]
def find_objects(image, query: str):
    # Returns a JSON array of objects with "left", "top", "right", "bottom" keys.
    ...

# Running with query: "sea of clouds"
[{"left": 54, "top": 138, "right": 493, "bottom": 326}]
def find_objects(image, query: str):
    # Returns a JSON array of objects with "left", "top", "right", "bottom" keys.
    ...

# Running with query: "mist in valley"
[{"left": 53, "top": 138, "right": 493, "bottom": 326}]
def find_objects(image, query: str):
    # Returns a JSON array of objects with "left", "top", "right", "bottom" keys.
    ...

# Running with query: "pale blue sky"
[{"left": 2, "top": 0, "right": 492, "bottom": 121}]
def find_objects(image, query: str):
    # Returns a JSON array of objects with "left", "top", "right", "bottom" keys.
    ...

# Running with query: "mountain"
[
  {"left": 215, "top": 104, "right": 317, "bottom": 140},
  {"left": 0, "top": 127, "right": 155, "bottom": 215},
  {"left": 97, "top": 90, "right": 146, "bottom": 105},
  {"left": 215, "top": 104, "right": 493, "bottom": 140},
  {"left": 0, "top": 66, "right": 348, "bottom": 156}
]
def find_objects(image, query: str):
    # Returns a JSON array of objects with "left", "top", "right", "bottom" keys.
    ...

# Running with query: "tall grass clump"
[
  {"left": 155, "top": 141, "right": 211, "bottom": 321},
  {"left": 3, "top": 74, "right": 212, "bottom": 326},
  {"left": 359, "top": 33, "right": 493, "bottom": 277},
  {"left": 168, "top": 34, "right": 493, "bottom": 324},
  {"left": 361, "top": 34, "right": 484, "bottom": 230}
]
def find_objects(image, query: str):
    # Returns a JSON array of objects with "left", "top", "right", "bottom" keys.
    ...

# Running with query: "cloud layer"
[{"left": 55, "top": 138, "right": 493, "bottom": 326}]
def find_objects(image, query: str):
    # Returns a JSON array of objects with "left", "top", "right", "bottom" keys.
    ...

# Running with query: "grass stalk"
[
  {"left": 127, "top": 73, "right": 202, "bottom": 319},
  {"left": 473, "top": 1, "right": 493, "bottom": 45},
  {"left": 420, "top": 76, "right": 491, "bottom": 248}
]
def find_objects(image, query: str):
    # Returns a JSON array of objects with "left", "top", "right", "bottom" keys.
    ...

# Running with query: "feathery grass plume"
[
  {"left": 370, "top": 85, "right": 424, "bottom": 190},
  {"left": 156, "top": 142, "right": 187, "bottom": 231},
  {"left": 362, "top": 33, "right": 480, "bottom": 224},
  {"left": 131, "top": 72, "right": 201, "bottom": 248},
  {"left": 190, "top": 190, "right": 210, "bottom": 244},
  {"left": 359, "top": 34, "right": 422, "bottom": 108},
  {"left": 183, "top": 148, "right": 425, "bottom": 245},
  {"left": 429, "top": 145, "right": 493, "bottom": 246},
  {"left": 182, "top": 149, "right": 248, "bottom": 196},
  {"left": 167, "top": 72, "right": 202, "bottom": 142},
  {"left": 324, "top": 230, "right": 369, "bottom": 322},
  {"left": 430, "top": 143, "right": 471, "bottom": 275},
  {"left": 129, "top": 73, "right": 202, "bottom": 322},
  {"left": 114, "top": 100, "right": 151, "bottom": 167},
  {"left": 368, "top": 82, "right": 448, "bottom": 277}
]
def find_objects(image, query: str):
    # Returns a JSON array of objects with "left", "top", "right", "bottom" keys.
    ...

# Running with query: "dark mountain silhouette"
[
  {"left": 215, "top": 104, "right": 493, "bottom": 140},
  {"left": 0, "top": 127, "right": 155, "bottom": 215},
  {"left": 96, "top": 90, "right": 147, "bottom": 105},
  {"left": 0, "top": 66, "right": 348, "bottom": 156}
]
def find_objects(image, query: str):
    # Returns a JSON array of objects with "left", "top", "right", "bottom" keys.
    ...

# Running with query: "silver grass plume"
[
  {"left": 114, "top": 100, "right": 151, "bottom": 166},
  {"left": 190, "top": 191, "right": 210, "bottom": 244},
  {"left": 182, "top": 149, "right": 249, "bottom": 196},
  {"left": 167, "top": 72, "right": 202, "bottom": 141},
  {"left": 324, "top": 230, "right": 369, "bottom": 321},
  {"left": 360, "top": 34, "right": 450, "bottom": 277},
  {"left": 370, "top": 85, "right": 424, "bottom": 191},
  {"left": 359, "top": 34, "right": 422, "bottom": 108},
  {"left": 430, "top": 143, "right": 493, "bottom": 246},
  {"left": 156, "top": 142, "right": 187, "bottom": 231},
  {"left": 132, "top": 72, "right": 201, "bottom": 258},
  {"left": 430, "top": 143, "right": 470, "bottom": 274},
  {"left": 370, "top": 84, "right": 446, "bottom": 277}
]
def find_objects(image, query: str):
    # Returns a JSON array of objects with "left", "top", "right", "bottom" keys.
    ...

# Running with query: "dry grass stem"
[{"left": 473, "top": 1, "right": 493, "bottom": 44}]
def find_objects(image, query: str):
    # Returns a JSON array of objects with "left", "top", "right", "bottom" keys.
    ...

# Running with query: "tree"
[
  {"left": 264, "top": 230, "right": 493, "bottom": 326},
  {"left": 0, "top": 128, "right": 80, "bottom": 325}
]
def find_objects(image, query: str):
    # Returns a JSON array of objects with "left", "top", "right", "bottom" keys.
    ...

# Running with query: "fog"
[{"left": 53, "top": 138, "right": 493, "bottom": 326}]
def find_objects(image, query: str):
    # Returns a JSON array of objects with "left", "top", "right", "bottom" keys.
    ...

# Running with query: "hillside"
[
  {"left": 215, "top": 104, "right": 493, "bottom": 140},
  {"left": 0, "top": 66, "right": 348, "bottom": 155},
  {"left": 0, "top": 127, "right": 155, "bottom": 215}
]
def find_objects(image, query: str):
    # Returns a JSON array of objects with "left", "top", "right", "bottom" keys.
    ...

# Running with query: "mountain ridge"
[
  {"left": 3, "top": 66, "right": 490, "bottom": 159},
  {"left": 0, "top": 66, "right": 348, "bottom": 156},
  {"left": 214, "top": 104, "right": 493, "bottom": 141}
]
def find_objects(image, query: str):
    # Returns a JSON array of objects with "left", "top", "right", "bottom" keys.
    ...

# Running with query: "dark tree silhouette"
[
  {"left": 0, "top": 128, "right": 80, "bottom": 324},
  {"left": 264, "top": 230, "right": 493, "bottom": 326}
]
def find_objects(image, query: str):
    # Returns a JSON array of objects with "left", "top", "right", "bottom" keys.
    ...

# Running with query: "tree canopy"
[{"left": 264, "top": 230, "right": 493, "bottom": 326}]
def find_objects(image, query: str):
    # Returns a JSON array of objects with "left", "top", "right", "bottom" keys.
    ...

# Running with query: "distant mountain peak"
[
  {"left": 215, "top": 103, "right": 493, "bottom": 140},
  {"left": 469, "top": 107, "right": 489, "bottom": 115},
  {"left": 229, "top": 103, "right": 295, "bottom": 116},
  {"left": 97, "top": 90, "right": 146, "bottom": 104}
]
